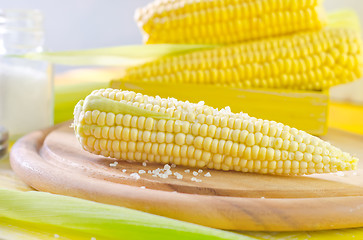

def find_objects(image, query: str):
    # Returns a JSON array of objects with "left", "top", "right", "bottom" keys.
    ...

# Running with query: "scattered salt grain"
[
  {"left": 174, "top": 172, "right": 183, "bottom": 179},
  {"left": 54, "top": 234, "right": 59, "bottom": 238},
  {"left": 159, "top": 173, "right": 168, "bottom": 179},
  {"left": 261, "top": 197, "right": 265, "bottom": 199},
  {"left": 122, "top": 169, "right": 127, "bottom": 173},
  {"left": 139, "top": 170, "right": 146, "bottom": 174},
  {"left": 184, "top": 169, "right": 190, "bottom": 173},
  {"left": 147, "top": 170, "right": 152, "bottom": 174},
  {"left": 140, "top": 186, "right": 146, "bottom": 189},
  {"left": 198, "top": 169, "right": 203, "bottom": 173},
  {"left": 193, "top": 171, "right": 198, "bottom": 176},
  {"left": 164, "top": 164, "right": 171, "bottom": 170},
  {"left": 109, "top": 161, "right": 118, "bottom": 167},
  {"left": 171, "top": 164, "right": 177, "bottom": 168},
  {"left": 91, "top": 237, "right": 97, "bottom": 240},
  {"left": 142, "top": 162, "right": 147, "bottom": 167},
  {"left": 191, "top": 177, "right": 202, "bottom": 183},
  {"left": 130, "top": 173, "right": 140, "bottom": 180},
  {"left": 336, "top": 171, "right": 345, "bottom": 177},
  {"left": 204, "top": 172, "right": 211, "bottom": 177}
]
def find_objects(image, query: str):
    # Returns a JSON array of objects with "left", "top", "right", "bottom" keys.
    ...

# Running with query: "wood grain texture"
[{"left": 10, "top": 123, "right": 363, "bottom": 231}]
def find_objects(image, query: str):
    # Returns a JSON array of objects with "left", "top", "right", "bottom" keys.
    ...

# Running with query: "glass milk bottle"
[{"left": 0, "top": 9, "right": 53, "bottom": 140}]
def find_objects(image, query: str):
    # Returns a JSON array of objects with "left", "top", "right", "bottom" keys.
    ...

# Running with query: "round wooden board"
[{"left": 10, "top": 122, "right": 363, "bottom": 231}]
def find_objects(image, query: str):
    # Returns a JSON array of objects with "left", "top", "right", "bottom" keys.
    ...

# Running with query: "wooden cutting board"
[{"left": 10, "top": 122, "right": 363, "bottom": 231}]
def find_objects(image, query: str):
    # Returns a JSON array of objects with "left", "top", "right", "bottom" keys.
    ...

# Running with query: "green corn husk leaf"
[
  {"left": 0, "top": 189, "right": 255, "bottom": 240},
  {"left": 0, "top": 217, "right": 94, "bottom": 240},
  {"left": 2, "top": 188, "right": 363, "bottom": 240},
  {"left": 17, "top": 44, "right": 218, "bottom": 66}
]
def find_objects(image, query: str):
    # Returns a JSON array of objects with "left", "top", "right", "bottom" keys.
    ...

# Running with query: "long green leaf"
[
  {"left": 0, "top": 189, "right": 255, "bottom": 240},
  {"left": 0, "top": 217, "right": 93, "bottom": 240},
  {"left": 17, "top": 44, "right": 218, "bottom": 66}
]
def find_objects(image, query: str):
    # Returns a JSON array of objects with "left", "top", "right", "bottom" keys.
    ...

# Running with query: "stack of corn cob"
[
  {"left": 111, "top": 0, "right": 363, "bottom": 135},
  {"left": 73, "top": 0, "right": 361, "bottom": 176}
]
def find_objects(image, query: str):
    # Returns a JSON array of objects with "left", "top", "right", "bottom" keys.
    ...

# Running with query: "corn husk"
[{"left": 0, "top": 189, "right": 252, "bottom": 240}]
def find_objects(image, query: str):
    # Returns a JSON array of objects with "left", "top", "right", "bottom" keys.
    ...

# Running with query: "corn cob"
[
  {"left": 122, "top": 28, "right": 363, "bottom": 91},
  {"left": 74, "top": 88, "right": 358, "bottom": 175},
  {"left": 136, "top": 0, "right": 327, "bottom": 44}
]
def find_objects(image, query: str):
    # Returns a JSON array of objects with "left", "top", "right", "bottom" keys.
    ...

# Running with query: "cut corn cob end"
[{"left": 74, "top": 88, "right": 358, "bottom": 176}]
